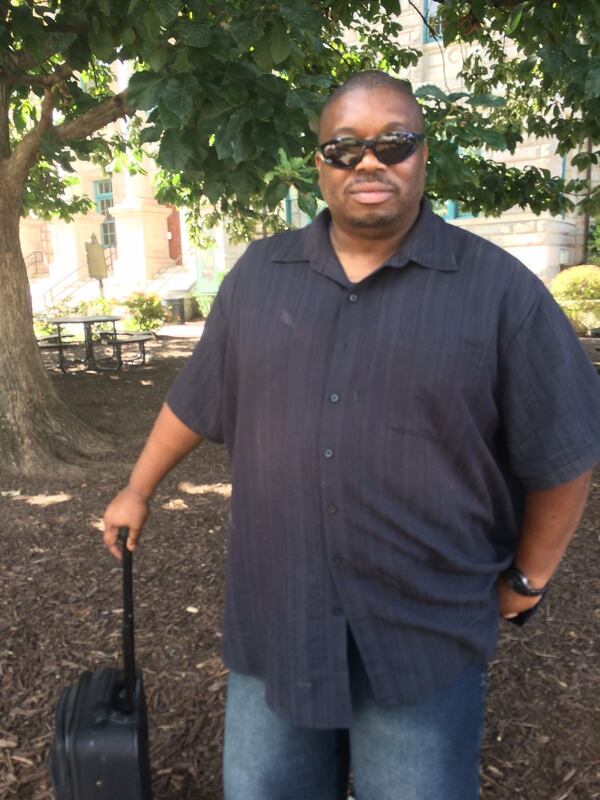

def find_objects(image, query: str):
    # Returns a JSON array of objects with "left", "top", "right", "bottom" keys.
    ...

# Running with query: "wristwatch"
[{"left": 505, "top": 566, "right": 548, "bottom": 597}]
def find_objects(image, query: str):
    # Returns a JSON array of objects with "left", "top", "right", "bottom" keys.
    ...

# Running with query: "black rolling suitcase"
[{"left": 49, "top": 527, "right": 153, "bottom": 799}]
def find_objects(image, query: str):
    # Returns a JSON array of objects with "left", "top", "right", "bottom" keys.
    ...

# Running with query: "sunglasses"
[{"left": 318, "top": 131, "right": 426, "bottom": 169}]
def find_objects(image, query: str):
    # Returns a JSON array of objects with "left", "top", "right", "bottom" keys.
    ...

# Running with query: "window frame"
[
  {"left": 423, "top": 0, "right": 443, "bottom": 44},
  {"left": 93, "top": 178, "right": 117, "bottom": 249}
]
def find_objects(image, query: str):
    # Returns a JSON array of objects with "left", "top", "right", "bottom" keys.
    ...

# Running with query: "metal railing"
[
  {"left": 42, "top": 266, "right": 86, "bottom": 309},
  {"left": 25, "top": 251, "right": 48, "bottom": 278}
]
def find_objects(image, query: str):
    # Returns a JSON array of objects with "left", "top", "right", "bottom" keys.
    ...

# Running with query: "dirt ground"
[{"left": 1, "top": 336, "right": 599, "bottom": 800}]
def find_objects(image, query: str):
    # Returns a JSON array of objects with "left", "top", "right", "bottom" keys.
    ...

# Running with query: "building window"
[
  {"left": 93, "top": 179, "right": 117, "bottom": 248},
  {"left": 432, "top": 198, "right": 474, "bottom": 220},
  {"left": 423, "top": 0, "right": 443, "bottom": 43}
]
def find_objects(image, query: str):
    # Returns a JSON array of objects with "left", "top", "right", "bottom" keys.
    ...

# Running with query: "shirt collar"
[{"left": 269, "top": 196, "right": 459, "bottom": 274}]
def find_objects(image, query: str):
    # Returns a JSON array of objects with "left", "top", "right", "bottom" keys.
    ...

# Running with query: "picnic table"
[{"left": 40, "top": 315, "right": 151, "bottom": 373}]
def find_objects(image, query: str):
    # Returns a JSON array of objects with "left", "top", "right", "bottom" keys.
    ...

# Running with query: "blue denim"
[{"left": 223, "top": 635, "right": 486, "bottom": 800}]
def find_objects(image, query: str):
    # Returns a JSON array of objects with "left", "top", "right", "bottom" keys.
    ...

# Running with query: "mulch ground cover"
[{"left": 1, "top": 336, "right": 599, "bottom": 800}]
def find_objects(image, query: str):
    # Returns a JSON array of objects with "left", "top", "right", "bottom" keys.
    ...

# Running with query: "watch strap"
[{"left": 506, "top": 566, "right": 548, "bottom": 597}]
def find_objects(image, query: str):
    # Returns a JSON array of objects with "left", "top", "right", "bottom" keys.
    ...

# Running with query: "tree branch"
[
  {"left": 0, "top": 63, "right": 73, "bottom": 89},
  {"left": 408, "top": 0, "right": 439, "bottom": 39},
  {"left": 9, "top": 87, "right": 55, "bottom": 185},
  {"left": 54, "top": 90, "right": 133, "bottom": 144}
]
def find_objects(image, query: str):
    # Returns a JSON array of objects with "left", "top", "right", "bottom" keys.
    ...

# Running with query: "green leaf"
[
  {"left": 154, "top": 0, "right": 180, "bottom": 25},
  {"left": 265, "top": 180, "right": 289, "bottom": 208},
  {"left": 88, "top": 30, "right": 114, "bottom": 62},
  {"left": 297, "top": 192, "right": 318, "bottom": 219},
  {"left": 159, "top": 129, "right": 193, "bottom": 171},
  {"left": 173, "top": 19, "right": 212, "bottom": 48},
  {"left": 253, "top": 34, "right": 273, "bottom": 72},
  {"left": 231, "top": 127, "right": 257, "bottom": 163},
  {"left": 442, "top": 17, "right": 459, "bottom": 48},
  {"left": 270, "top": 19, "right": 291, "bottom": 64},
  {"left": 286, "top": 89, "right": 322, "bottom": 113},
  {"left": 229, "top": 17, "right": 267, "bottom": 50},
  {"left": 121, "top": 27, "right": 136, "bottom": 45},
  {"left": 127, "top": 71, "right": 167, "bottom": 110},
  {"left": 478, "top": 129, "right": 507, "bottom": 150},
  {"left": 467, "top": 94, "right": 506, "bottom": 108},
  {"left": 279, "top": 1, "right": 322, "bottom": 32},
  {"left": 506, "top": 6, "right": 524, "bottom": 35},
  {"left": 414, "top": 84, "right": 451, "bottom": 103},
  {"left": 128, "top": 0, "right": 142, "bottom": 13},
  {"left": 381, "top": 0, "right": 401, "bottom": 13},
  {"left": 141, "top": 9, "right": 162, "bottom": 40},
  {"left": 585, "top": 65, "right": 600, "bottom": 98},
  {"left": 139, "top": 125, "right": 162, "bottom": 144},
  {"left": 161, "top": 77, "right": 198, "bottom": 122},
  {"left": 147, "top": 45, "right": 170, "bottom": 72},
  {"left": 172, "top": 48, "right": 192, "bottom": 73},
  {"left": 470, "top": 0, "right": 487, "bottom": 22}
]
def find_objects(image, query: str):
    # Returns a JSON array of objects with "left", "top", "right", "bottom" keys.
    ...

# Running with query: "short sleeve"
[
  {"left": 166, "top": 287, "right": 231, "bottom": 443},
  {"left": 499, "top": 286, "right": 600, "bottom": 490}
]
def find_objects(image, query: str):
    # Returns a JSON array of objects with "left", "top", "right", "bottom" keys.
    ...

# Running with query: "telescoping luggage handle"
[{"left": 118, "top": 526, "right": 136, "bottom": 713}]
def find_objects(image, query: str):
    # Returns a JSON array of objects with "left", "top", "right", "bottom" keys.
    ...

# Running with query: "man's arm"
[
  {"left": 103, "top": 403, "right": 203, "bottom": 559},
  {"left": 498, "top": 470, "right": 592, "bottom": 618}
]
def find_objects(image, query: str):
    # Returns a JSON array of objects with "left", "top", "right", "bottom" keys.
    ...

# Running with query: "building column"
[{"left": 110, "top": 201, "right": 175, "bottom": 285}]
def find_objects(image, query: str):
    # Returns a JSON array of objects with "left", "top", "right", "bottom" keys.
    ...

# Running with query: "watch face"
[{"left": 507, "top": 568, "right": 545, "bottom": 597}]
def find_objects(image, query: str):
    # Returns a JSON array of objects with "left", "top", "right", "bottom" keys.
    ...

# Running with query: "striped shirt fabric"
[{"left": 167, "top": 199, "right": 600, "bottom": 728}]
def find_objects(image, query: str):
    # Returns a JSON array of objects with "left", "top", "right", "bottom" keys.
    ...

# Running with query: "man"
[{"left": 103, "top": 71, "right": 600, "bottom": 800}]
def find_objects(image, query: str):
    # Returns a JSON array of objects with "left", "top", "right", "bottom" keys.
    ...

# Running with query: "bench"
[
  {"left": 37, "top": 338, "right": 83, "bottom": 373},
  {"left": 110, "top": 332, "right": 153, "bottom": 367}
]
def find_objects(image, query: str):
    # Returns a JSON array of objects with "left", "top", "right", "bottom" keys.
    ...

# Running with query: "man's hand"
[
  {"left": 497, "top": 572, "right": 544, "bottom": 619},
  {"left": 101, "top": 403, "right": 204, "bottom": 560},
  {"left": 103, "top": 486, "right": 150, "bottom": 560}
]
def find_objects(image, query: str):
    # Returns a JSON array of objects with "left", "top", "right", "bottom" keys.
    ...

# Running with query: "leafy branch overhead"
[{"left": 1, "top": 0, "right": 599, "bottom": 234}]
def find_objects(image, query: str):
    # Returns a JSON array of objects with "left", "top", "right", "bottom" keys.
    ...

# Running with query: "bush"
[
  {"left": 589, "top": 221, "right": 600, "bottom": 266},
  {"left": 550, "top": 265, "right": 600, "bottom": 334},
  {"left": 124, "top": 292, "right": 166, "bottom": 332},
  {"left": 34, "top": 299, "right": 115, "bottom": 339},
  {"left": 192, "top": 291, "right": 217, "bottom": 320}
]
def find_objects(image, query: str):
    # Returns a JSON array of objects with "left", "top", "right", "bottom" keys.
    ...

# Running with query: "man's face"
[{"left": 316, "top": 87, "right": 428, "bottom": 234}]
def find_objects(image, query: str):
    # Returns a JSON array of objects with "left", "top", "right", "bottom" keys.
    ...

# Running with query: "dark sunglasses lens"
[
  {"left": 322, "top": 139, "right": 364, "bottom": 168},
  {"left": 374, "top": 133, "right": 417, "bottom": 165}
]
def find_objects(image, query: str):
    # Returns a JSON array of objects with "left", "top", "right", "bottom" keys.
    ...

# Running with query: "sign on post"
[{"left": 86, "top": 234, "right": 108, "bottom": 279}]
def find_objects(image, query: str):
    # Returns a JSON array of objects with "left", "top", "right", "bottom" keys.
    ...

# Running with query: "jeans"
[{"left": 223, "top": 634, "right": 486, "bottom": 800}]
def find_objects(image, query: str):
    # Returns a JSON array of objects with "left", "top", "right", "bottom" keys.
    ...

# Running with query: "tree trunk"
[{"left": 0, "top": 170, "right": 114, "bottom": 476}]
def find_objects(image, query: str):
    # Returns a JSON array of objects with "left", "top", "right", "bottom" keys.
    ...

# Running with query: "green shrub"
[
  {"left": 550, "top": 264, "right": 600, "bottom": 301},
  {"left": 589, "top": 221, "right": 600, "bottom": 266},
  {"left": 72, "top": 297, "right": 115, "bottom": 316},
  {"left": 550, "top": 265, "right": 600, "bottom": 334},
  {"left": 192, "top": 291, "right": 217, "bottom": 320},
  {"left": 124, "top": 291, "right": 166, "bottom": 332},
  {"left": 33, "top": 312, "right": 58, "bottom": 339}
]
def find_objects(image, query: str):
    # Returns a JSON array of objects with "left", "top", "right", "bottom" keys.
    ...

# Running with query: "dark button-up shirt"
[{"left": 167, "top": 200, "right": 600, "bottom": 728}]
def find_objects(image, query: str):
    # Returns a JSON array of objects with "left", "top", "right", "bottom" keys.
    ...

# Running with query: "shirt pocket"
[{"left": 385, "top": 340, "right": 485, "bottom": 441}]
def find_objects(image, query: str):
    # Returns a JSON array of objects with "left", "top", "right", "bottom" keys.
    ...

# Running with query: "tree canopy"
[{"left": 1, "top": 0, "right": 599, "bottom": 241}]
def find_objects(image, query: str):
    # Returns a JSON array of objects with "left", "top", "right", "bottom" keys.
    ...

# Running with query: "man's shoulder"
[{"left": 434, "top": 213, "right": 540, "bottom": 288}]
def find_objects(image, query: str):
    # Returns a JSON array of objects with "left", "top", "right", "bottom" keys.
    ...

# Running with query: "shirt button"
[
  {"left": 348, "top": 293, "right": 358, "bottom": 303},
  {"left": 323, "top": 448, "right": 334, "bottom": 459},
  {"left": 329, "top": 393, "right": 340, "bottom": 403},
  {"left": 327, "top": 504, "right": 338, "bottom": 515},
  {"left": 332, "top": 554, "right": 344, "bottom": 565},
  {"left": 332, "top": 607, "right": 344, "bottom": 616}
]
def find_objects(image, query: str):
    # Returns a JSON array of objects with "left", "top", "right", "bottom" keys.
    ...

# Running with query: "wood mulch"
[{"left": 1, "top": 337, "right": 599, "bottom": 800}]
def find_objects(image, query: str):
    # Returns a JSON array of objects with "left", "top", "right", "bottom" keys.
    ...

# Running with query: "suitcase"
[{"left": 49, "top": 527, "right": 153, "bottom": 799}]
